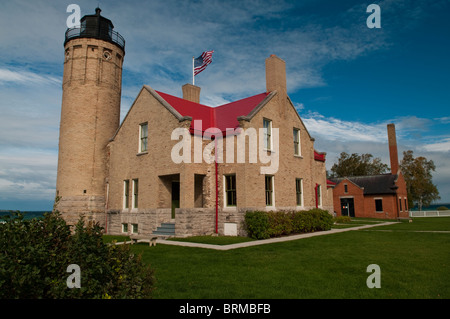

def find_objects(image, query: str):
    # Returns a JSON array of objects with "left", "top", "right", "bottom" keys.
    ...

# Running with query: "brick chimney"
[
  {"left": 387, "top": 123, "right": 399, "bottom": 175},
  {"left": 266, "top": 54, "right": 288, "bottom": 118},
  {"left": 182, "top": 83, "right": 201, "bottom": 104},
  {"left": 265, "top": 54, "right": 286, "bottom": 94}
]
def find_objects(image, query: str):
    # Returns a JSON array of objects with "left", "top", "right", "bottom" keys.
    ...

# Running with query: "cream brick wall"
[
  {"left": 106, "top": 84, "right": 333, "bottom": 236},
  {"left": 56, "top": 37, "right": 124, "bottom": 226}
]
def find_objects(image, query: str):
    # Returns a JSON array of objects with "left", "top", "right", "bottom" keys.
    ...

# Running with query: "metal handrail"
[{"left": 64, "top": 27, "right": 125, "bottom": 50}]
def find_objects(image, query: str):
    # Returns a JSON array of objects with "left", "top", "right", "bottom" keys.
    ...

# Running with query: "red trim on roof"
[
  {"left": 156, "top": 90, "right": 269, "bottom": 136},
  {"left": 314, "top": 150, "right": 326, "bottom": 162},
  {"left": 327, "top": 179, "right": 336, "bottom": 188}
]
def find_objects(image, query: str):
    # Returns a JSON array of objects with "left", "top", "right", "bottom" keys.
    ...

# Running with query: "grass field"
[{"left": 126, "top": 217, "right": 450, "bottom": 299}]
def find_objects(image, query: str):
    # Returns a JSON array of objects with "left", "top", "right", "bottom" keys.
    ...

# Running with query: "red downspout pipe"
[
  {"left": 315, "top": 183, "right": 318, "bottom": 209},
  {"left": 214, "top": 138, "right": 219, "bottom": 234},
  {"left": 105, "top": 183, "right": 109, "bottom": 233}
]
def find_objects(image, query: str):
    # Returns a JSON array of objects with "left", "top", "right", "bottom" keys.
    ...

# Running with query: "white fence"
[{"left": 409, "top": 210, "right": 450, "bottom": 217}]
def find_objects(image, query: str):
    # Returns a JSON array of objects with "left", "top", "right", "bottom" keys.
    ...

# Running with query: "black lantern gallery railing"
[{"left": 64, "top": 26, "right": 125, "bottom": 51}]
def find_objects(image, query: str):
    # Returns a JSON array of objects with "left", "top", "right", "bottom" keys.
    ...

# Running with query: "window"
[
  {"left": 405, "top": 198, "right": 408, "bottom": 211},
  {"left": 344, "top": 184, "right": 348, "bottom": 193},
  {"left": 265, "top": 175, "right": 274, "bottom": 206},
  {"left": 295, "top": 178, "right": 303, "bottom": 206},
  {"left": 132, "top": 224, "right": 138, "bottom": 234},
  {"left": 224, "top": 175, "right": 237, "bottom": 207},
  {"left": 375, "top": 199, "right": 383, "bottom": 212},
  {"left": 316, "top": 184, "right": 322, "bottom": 207},
  {"left": 293, "top": 128, "right": 301, "bottom": 156},
  {"left": 263, "top": 118, "right": 272, "bottom": 150},
  {"left": 123, "top": 180, "right": 129, "bottom": 209},
  {"left": 399, "top": 198, "right": 402, "bottom": 211},
  {"left": 139, "top": 122, "right": 148, "bottom": 152},
  {"left": 122, "top": 223, "right": 128, "bottom": 233},
  {"left": 132, "top": 179, "right": 139, "bottom": 209}
]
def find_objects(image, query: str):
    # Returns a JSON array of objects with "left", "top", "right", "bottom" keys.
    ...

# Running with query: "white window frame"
[
  {"left": 122, "top": 223, "right": 128, "bottom": 233},
  {"left": 375, "top": 198, "right": 383, "bottom": 212},
  {"left": 293, "top": 128, "right": 301, "bottom": 156},
  {"left": 295, "top": 178, "right": 303, "bottom": 207},
  {"left": 132, "top": 223, "right": 139, "bottom": 234},
  {"left": 123, "top": 180, "right": 129, "bottom": 209},
  {"left": 265, "top": 175, "right": 275, "bottom": 207},
  {"left": 139, "top": 122, "right": 148, "bottom": 153},
  {"left": 317, "top": 184, "right": 322, "bottom": 208},
  {"left": 263, "top": 118, "right": 272, "bottom": 151},
  {"left": 223, "top": 174, "right": 237, "bottom": 208},
  {"left": 132, "top": 179, "right": 139, "bottom": 209}
]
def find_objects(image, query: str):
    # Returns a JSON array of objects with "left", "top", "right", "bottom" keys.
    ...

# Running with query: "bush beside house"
[{"left": 244, "top": 209, "right": 333, "bottom": 240}]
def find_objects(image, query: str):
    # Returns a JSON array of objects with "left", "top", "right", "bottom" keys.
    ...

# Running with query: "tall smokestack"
[{"left": 387, "top": 123, "right": 399, "bottom": 175}]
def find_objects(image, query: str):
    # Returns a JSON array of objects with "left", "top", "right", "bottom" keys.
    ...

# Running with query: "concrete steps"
[{"left": 152, "top": 222, "right": 175, "bottom": 236}]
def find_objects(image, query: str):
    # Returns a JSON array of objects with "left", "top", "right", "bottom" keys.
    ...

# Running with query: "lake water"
[{"left": 0, "top": 211, "right": 48, "bottom": 221}]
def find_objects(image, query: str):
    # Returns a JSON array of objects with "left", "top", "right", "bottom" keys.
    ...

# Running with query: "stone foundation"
[{"left": 106, "top": 206, "right": 334, "bottom": 237}]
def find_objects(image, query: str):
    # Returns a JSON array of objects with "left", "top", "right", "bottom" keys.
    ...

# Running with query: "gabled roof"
[
  {"left": 154, "top": 88, "right": 272, "bottom": 136},
  {"left": 330, "top": 174, "right": 399, "bottom": 195},
  {"left": 111, "top": 85, "right": 327, "bottom": 162}
]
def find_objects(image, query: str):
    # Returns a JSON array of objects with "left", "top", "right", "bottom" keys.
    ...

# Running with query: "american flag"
[{"left": 194, "top": 50, "right": 214, "bottom": 76}]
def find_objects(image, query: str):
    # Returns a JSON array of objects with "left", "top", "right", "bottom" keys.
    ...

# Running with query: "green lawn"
[{"left": 129, "top": 217, "right": 450, "bottom": 299}]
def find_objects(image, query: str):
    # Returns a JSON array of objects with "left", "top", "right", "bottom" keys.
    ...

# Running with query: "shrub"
[
  {"left": 267, "top": 211, "right": 293, "bottom": 237},
  {"left": 244, "top": 211, "right": 270, "bottom": 239},
  {"left": 334, "top": 216, "right": 352, "bottom": 224},
  {"left": 309, "top": 208, "right": 333, "bottom": 231},
  {"left": 0, "top": 212, "right": 154, "bottom": 299},
  {"left": 292, "top": 210, "right": 314, "bottom": 233},
  {"left": 245, "top": 209, "right": 333, "bottom": 239},
  {"left": 437, "top": 206, "right": 449, "bottom": 211}
]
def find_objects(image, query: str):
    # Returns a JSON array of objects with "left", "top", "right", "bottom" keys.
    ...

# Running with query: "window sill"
[
  {"left": 294, "top": 154, "right": 303, "bottom": 158},
  {"left": 223, "top": 206, "right": 237, "bottom": 212},
  {"left": 137, "top": 151, "right": 148, "bottom": 156}
]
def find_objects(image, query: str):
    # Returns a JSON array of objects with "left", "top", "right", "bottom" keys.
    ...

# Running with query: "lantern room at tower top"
[{"left": 64, "top": 7, "right": 125, "bottom": 51}]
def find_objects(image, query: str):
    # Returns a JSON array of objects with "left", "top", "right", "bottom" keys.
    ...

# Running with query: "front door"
[
  {"left": 171, "top": 181, "right": 180, "bottom": 219},
  {"left": 340, "top": 198, "right": 355, "bottom": 217}
]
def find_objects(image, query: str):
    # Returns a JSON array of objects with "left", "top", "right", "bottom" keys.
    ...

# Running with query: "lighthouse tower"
[{"left": 55, "top": 8, "right": 125, "bottom": 226}]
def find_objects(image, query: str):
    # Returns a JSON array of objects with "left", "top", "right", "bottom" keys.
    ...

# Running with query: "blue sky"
[{"left": 0, "top": 0, "right": 449, "bottom": 211}]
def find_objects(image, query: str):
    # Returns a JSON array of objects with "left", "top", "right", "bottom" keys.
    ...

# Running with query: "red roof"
[
  {"left": 156, "top": 91, "right": 269, "bottom": 136},
  {"left": 314, "top": 151, "right": 326, "bottom": 162}
]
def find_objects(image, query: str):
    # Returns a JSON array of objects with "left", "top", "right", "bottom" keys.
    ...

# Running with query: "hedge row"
[{"left": 244, "top": 209, "right": 333, "bottom": 240}]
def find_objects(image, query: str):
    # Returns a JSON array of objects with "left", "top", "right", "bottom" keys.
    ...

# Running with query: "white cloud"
[
  {"left": 0, "top": 68, "right": 61, "bottom": 86},
  {"left": 302, "top": 111, "right": 387, "bottom": 143},
  {"left": 0, "top": 150, "right": 57, "bottom": 202},
  {"left": 421, "top": 138, "right": 450, "bottom": 153}
]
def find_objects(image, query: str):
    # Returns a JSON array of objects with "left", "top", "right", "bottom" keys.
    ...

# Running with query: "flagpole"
[{"left": 192, "top": 56, "right": 195, "bottom": 85}]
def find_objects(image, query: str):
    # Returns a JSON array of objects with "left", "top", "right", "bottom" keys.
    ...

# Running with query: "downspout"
[
  {"left": 315, "top": 183, "right": 318, "bottom": 208},
  {"left": 214, "top": 137, "right": 219, "bottom": 234},
  {"left": 105, "top": 182, "right": 109, "bottom": 233}
]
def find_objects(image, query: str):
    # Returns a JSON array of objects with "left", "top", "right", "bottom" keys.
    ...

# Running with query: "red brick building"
[{"left": 330, "top": 124, "right": 409, "bottom": 219}]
